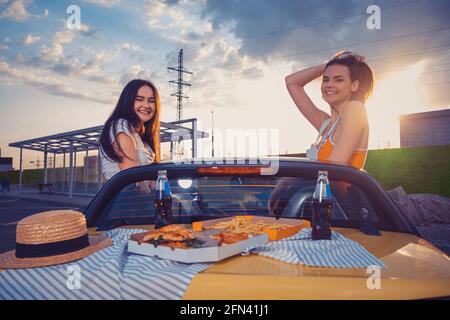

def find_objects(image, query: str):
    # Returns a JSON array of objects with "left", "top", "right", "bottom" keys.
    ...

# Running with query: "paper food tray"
[
  {"left": 128, "top": 229, "right": 268, "bottom": 263},
  {"left": 192, "top": 215, "right": 310, "bottom": 241}
]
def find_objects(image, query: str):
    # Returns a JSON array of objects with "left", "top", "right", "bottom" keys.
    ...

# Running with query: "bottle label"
[{"left": 311, "top": 199, "right": 332, "bottom": 240}]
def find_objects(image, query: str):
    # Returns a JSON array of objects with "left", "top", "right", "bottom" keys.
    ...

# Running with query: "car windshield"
[{"left": 94, "top": 174, "right": 380, "bottom": 230}]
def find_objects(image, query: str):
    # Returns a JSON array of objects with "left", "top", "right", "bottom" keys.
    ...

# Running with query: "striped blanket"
[
  {"left": 0, "top": 229, "right": 211, "bottom": 300},
  {"left": 251, "top": 228, "right": 385, "bottom": 268}
]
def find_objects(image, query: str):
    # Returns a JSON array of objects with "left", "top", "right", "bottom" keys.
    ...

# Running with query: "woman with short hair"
[{"left": 285, "top": 51, "right": 374, "bottom": 169}]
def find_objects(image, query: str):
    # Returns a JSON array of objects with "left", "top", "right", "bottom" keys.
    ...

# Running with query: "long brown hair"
[{"left": 99, "top": 79, "right": 161, "bottom": 163}]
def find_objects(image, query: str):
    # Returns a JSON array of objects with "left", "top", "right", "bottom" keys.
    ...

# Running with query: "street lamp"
[{"left": 211, "top": 109, "right": 215, "bottom": 158}]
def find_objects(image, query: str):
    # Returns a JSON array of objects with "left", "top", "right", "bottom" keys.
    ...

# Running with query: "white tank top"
[{"left": 100, "top": 118, "right": 155, "bottom": 181}]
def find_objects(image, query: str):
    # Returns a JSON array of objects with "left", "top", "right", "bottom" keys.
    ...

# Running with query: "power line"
[
  {"left": 205, "top": 25, "right": 450, "bottom": 70},
  {"left": 369, "top": 43, "right": 450, "bottom": 62},
  {"left": 425, "top": 61, "right": 450, "bottom": 69},
  {"left": 190, "top": 45, "right": 450, "bottom": 89},
  {"left": 376, "top": 62, "right": 450, "bottom": 75},
  {"left": 420, "top": 81, "right": 450, "bottom": 87},
  {"left": 240, "top": 0, "right": 423, "bottom": 40},
  {"left": 377, "top": 68, "right": 450, "bottom": 82},
  {"left": 420, "top": 68, "right": 450, "bottom": 75}
]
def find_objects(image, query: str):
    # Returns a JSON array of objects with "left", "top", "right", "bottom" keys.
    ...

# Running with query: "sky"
[{"left": 0, "top": 0, "right": 449, "bottom": 169}]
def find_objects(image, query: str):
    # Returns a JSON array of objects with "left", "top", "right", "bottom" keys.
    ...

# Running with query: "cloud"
[
  {"left": 37, "top": 24, "right": 94, "bottom": 63},
  {"left": 39, "top": 43, "right": 64, "bottom": 62},
  {"left": 140, "top": 0, "right": 259, "bottom": 111},
  {"left": 144, "top": 0, "right": 194, "bottom": 32},
  {"left": 53, "top": 29, "right": 75, "bottom": 45},
  {"left": 199, "top": 0, "right": 362, "bottom": 63},
  {"left": 199, "top": 0, "right": 450, "bottom": 68},
  {"left": 37, "top": 27, "right": 75, "bottom": 62},
  {"left": 84, "top": 0, "right": 120, "bottom": 7},
  {"left": 78, "top": 23, "right": 97, "bottom": 37},
  {"left": 41, "top": 47, "right": 124, "bottom": 90},
  {"left": 13, "top": 26, "right": 136, "bottom": 88},
  {"left": 87, "top": 74, "right": 118, "bottom": 85},
  {"left": 46, "top": 43, "right": 143, "bottom": 82},
  {"left": 0, "top": 0, "right": 31, "bottom": 21},
  {"left": 0, "top": 37, "right": 9, "bottom": 50},
  {"left": 36, "top": 8, "right": 49, "bottom": 18},
  {"left": 239, "top": 65, "right": 265, "bottom": 79},
  {"left": 119, "top": 64, "right": 157, "bottom": 86},
  {"left": 80, "top": 52, "right": 110, "bottom": 75},
  {"left": 21, "top": 34, "right": 40, "bottom": 45},
  {"left": 49, "top": 58, "right": 80, "bottom": 76},
  {"left": 117, "top": 42, "right": 139, "bottom": 53},
  {"left": 0, "top": 59, "right": 113, "bottom": 104},
  {"left": 46, "top": 55, "right": 120, "bottom": 88},
  {"left": 143, "top": 0, "right": 241, "bottom": 67}
]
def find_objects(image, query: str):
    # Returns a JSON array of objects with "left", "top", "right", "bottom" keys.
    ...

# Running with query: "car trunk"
[{"left": 88, "top": 225, "right": 450, "bottom": 299}]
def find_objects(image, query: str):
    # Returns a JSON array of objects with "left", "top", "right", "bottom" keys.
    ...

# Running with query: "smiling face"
[
  {"left": 133, "top": 85, "right": 156, "bottom": 123},
  {"left": 321, "top": 64, "right": 359, "bottom": 105}
]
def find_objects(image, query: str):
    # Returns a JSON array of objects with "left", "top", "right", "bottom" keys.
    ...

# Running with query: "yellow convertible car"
[{"left": 79, "top": 158, "right": 450, "bottom": 300}]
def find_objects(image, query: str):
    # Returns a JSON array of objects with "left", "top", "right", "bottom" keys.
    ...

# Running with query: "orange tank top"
[{"left": 308, "top": 117, "right": 367, "bottom": 169}]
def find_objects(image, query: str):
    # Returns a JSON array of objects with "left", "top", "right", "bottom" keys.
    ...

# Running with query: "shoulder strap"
[
  {"left": 311, "top": 118, "right": 331, "bottom": 146},
  {"left": 318, "top": 118, "right": 332, "bottom": 136},
  {"left": 324, "top": 115, "right": 342, "bottom": 139}
]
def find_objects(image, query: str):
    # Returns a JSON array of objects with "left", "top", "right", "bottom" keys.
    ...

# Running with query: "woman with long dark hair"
[
  {"left": 99, "top": 79, "right": 161, "bottom": 182},
  {"left": 285, "top": 51, "right": 374, "bottom": 169}
]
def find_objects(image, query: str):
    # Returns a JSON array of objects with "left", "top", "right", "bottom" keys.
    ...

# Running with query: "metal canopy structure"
[
  {"left": 9, "top": 118, "right": 207, "bottom": 154},
  {"left": 9, "top": 118, "right": 208, "bottom": 198}
]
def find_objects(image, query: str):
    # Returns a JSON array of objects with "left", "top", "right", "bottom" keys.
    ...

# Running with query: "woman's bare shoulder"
[
  {"left": 346, "top": 100, "right": 366, "bottom": 109},
  {"left": 343, "top": 100, "right": 367, "bottom": 119}
]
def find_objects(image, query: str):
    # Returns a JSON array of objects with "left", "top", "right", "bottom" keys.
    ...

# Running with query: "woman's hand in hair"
[{"left": 332, "top": 51, "right": 365, "bottom": 63}]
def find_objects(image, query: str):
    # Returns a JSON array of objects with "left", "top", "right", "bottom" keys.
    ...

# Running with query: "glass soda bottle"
[
  {"left": 154, "top": 170, "right": 173, "bottom": 229},
  {"left": 311, "top": 170, "right": 333, "bottom": 240}
]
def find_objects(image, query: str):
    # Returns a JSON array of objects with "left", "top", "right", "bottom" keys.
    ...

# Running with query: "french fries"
[{"left": 207, "top": 217, "right": 292, "bottom": 235}]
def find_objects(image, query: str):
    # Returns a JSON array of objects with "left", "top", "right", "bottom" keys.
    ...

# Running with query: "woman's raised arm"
[{"left": 285, "top": 64, "right": 329, "bottom": 131}]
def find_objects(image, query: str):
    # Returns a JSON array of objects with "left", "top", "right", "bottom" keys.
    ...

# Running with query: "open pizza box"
[
  {"left": 128, "top": 229, "right": 268, "bottom": 263},
  {"left": 128, "top": 216, "right": 310, "bottom": 263}
]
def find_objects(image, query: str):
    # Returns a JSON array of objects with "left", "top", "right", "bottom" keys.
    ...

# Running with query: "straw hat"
[{"left": 0, "top": 210, "right": 112, "bottom": 269}]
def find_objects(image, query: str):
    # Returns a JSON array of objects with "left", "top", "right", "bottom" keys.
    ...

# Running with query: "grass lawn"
[
  {"left": 0, "top": 168, "right": 44, "bottom": 186},
  {"left": 364, "top": 145, "right": 450, "bottom": 198}
]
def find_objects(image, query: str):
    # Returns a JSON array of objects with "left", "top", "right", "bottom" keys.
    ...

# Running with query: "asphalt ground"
[{"left": 0, "top": 196, "right": 82, "bottom": 254}]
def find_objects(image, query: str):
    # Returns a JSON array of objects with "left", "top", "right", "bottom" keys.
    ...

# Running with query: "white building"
[{"left": 399, "top": 109, "right": 450, "bottom": 148}]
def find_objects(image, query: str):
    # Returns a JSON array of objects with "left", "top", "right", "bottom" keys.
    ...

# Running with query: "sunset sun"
[{"left": 367, "top": 61, "right": 426, "bottom": 148}]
